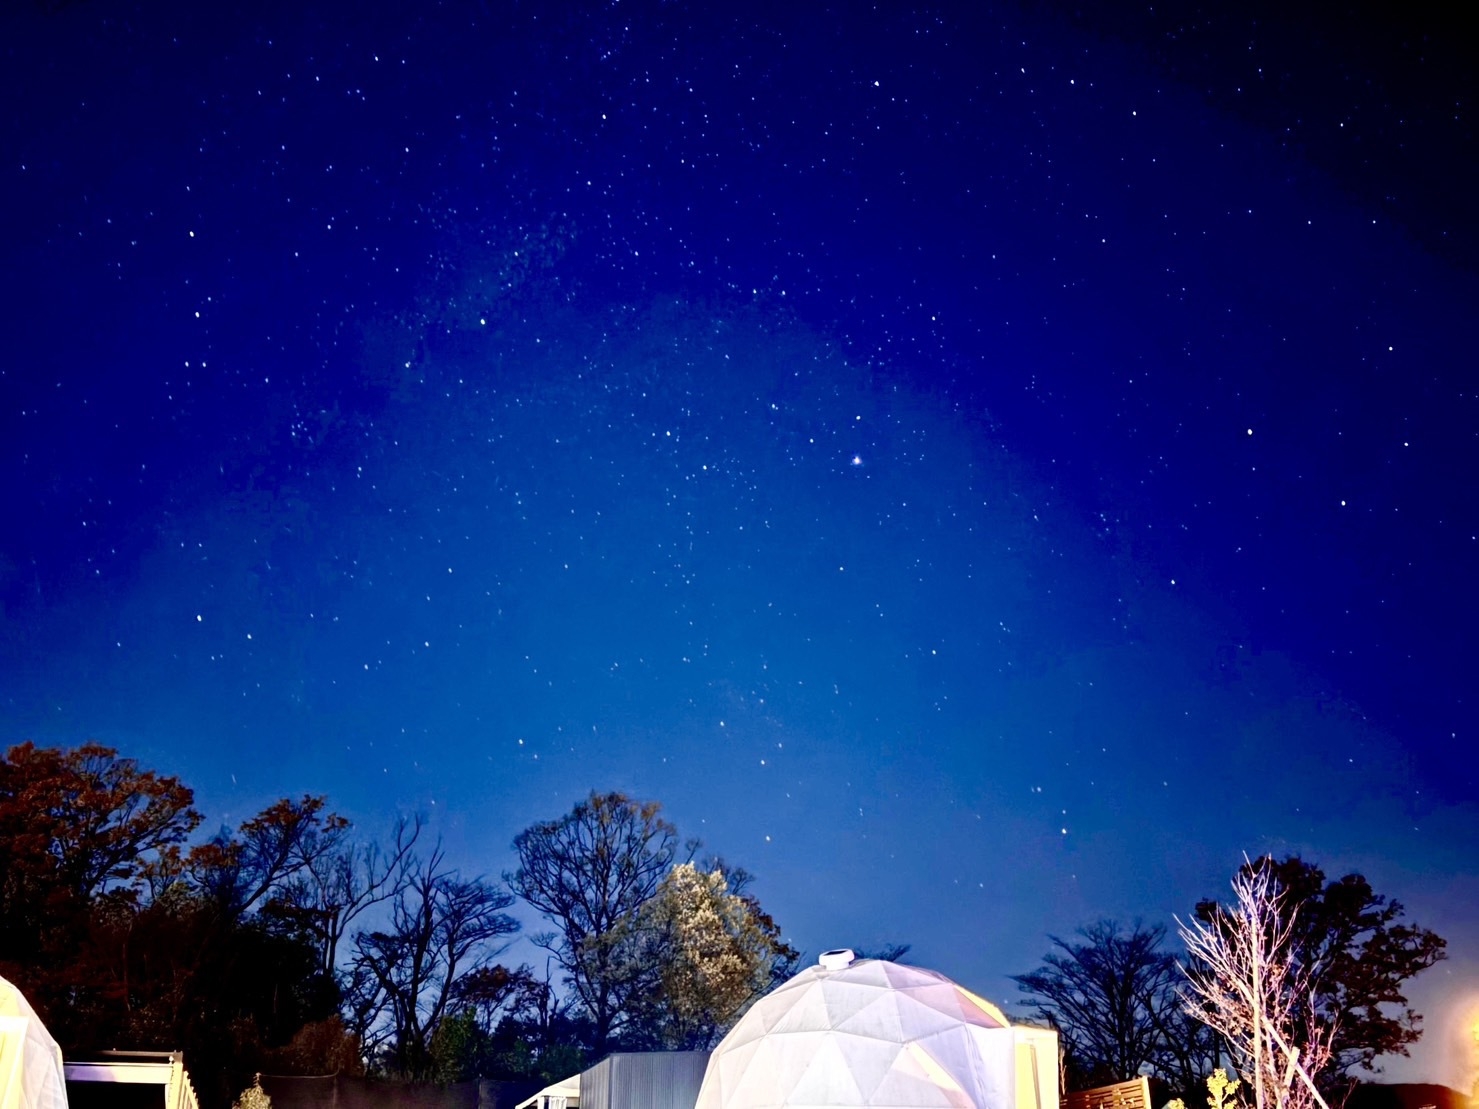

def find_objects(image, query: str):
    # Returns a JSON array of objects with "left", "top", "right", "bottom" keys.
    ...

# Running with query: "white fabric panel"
[{"left": 0, "top": 977, "right": 68, "bottom": 1109}]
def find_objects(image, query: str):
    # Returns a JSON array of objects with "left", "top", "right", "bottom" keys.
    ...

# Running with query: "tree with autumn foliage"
[
  {"left": 0, "top": 741, "right": 201, "bottom": 1018},
  {"left": 189, "top": 794, "right": 350, "bottom": 920},
  {"left": 3, "top": 749, "right": 803, "bottom": 1096},
  {"left": 0, "top": 742, "right": 350, "bottom": 1109}
]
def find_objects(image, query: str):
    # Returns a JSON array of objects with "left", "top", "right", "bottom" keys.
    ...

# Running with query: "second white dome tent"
[{"left": 695, "top": 950, "right": 1060, "bottom": 1109}]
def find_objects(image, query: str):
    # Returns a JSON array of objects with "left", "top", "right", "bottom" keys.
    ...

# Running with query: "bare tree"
[
  {"left": 853, "top": 943, "right": 912, "bottom": 963},
  {"left": 1178, "top": 864, "right": 1336, "bottom": 1109},
  {"left": 280, "top": 814, "right": 423, "bottom": 978},
  {"left": 1152, "top": 1001, "right": 1224, "bottom": 1099},
  {"left": 1193, "top": 856, "right": 1444, "bottom": 1083},
  {"left": 346, "top": 843, "right": 520, "bottom": 1079},
  {"left": 507, "top": 791, "right": 680, "bottom": 1052},
  {"left": 1014, "top": 920, "right": 1184, "bottom": 1087}
]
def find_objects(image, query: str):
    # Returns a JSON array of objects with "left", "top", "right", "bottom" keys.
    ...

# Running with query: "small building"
[
  {"left": 575, "top": 1053, "right": 709, "bottom": 1109},
  {"left": 514, "top": 1073, "right": 580, "bottom": 1109},
  {"left": 63, "top": 1051, "right": 201, "bottom": 1109}
]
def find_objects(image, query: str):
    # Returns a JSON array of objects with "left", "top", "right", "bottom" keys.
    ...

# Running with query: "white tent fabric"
[
  {"left": 0, "top": 977, "right": 68, "bottom": 1109},
  {"left": 696, "top": 954, "right": 1052, "bottom": 1109}
]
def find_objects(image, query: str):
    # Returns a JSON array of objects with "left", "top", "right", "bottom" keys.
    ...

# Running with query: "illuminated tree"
[
  {"left": 620, "top": 862, "right": 799, "bottom": 1050},
  {"left": 1180, "top": 864, "right": 1337, "bottom": 1109},
  {"left": 1191, "top": 856, "right": 1445, "bottom": 1088},
  {"left": 231, "top": 1076, "right": 271, "bottom": 1109}
]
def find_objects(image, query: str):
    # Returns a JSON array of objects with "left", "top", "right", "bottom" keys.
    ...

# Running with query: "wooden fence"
[{"left": 1063, "top": 1076, "right": 1153, "bottom": 1109}]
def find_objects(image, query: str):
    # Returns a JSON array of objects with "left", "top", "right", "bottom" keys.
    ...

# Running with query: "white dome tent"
[
  {"left": 695, "top": 950, "right": 1059, "bottom": 1109},
  {"left": 0, "top": 976, "right": 68, "bottom": 1109}
]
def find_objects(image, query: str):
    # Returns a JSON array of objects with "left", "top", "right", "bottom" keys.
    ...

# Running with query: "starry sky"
[{"left": 3, "top": 0, "right": 1476, "bottom": 1089}]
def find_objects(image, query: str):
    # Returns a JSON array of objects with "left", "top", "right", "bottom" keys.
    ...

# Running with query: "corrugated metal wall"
[{"left": 579, "top": 1053, "right": 710, "bottom": 1109}]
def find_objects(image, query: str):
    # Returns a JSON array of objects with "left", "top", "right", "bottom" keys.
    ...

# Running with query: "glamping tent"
[
  {"left": 0, "top": 977, "right": 68, "bottom": 1109},
  {"left": 695, "top": 950, "right": 1058, "bottom": 1109}
]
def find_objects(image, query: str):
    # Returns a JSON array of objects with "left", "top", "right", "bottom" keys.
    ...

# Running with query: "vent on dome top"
[{"left": 817, "top": 948, "right": 856, "bottom": 969}]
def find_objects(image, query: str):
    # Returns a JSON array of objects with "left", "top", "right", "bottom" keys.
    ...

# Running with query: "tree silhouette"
[
  {"left": 1014, "top": 920, "right": 1185, "bottom": 1088},
  {"left": 0, "top": 741, "right": 201, "bottom": 1020},
  {"left": 346, "top": 842, "right": 520, "bottom": 1079},
  {"left": 507, "top": 791, "right": 680, "bottom": 1053}
]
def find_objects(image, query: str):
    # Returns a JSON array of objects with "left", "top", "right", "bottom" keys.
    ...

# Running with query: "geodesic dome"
[
  {"left": 695, "top": 951, "right": 1058, "bottom": 1109},
  {"left": 0, "top": 976, "right": 68, "bottom": 1109}
]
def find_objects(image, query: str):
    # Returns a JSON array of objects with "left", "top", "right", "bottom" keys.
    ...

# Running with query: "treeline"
[
  {"left": 0, "top": 743, "right": 797, "bottom": 1109},
  {"left": 4, "top": 742, "right": 1449, "bottom": 1109}
]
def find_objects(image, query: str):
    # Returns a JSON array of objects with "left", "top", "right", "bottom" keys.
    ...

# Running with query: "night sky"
[{"left": 3, "top": 0, "right": 1476, "bottom": 1089}]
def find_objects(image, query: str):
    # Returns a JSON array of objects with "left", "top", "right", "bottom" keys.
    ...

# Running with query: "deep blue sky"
[{"left": 3, "top": 0, "right": 1476, "bottom": 1088}]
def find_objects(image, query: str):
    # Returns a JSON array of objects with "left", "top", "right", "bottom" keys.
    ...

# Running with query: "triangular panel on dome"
[
  {"left": 952, "top": 987, "right": 1009, "bottom": 1028},
  {"left": 722, "top": 1036, "right": 790, "bottom": 1107},
  {"left": 829, "top": 1032, "right": 903, "bottom": 1103},
  {"left": 865, "top": 1039, "right": 972, "bottom": 1108},
  {"left": 721, "top": 991, "right": 794, "bottom": 1049},
  {"left": 914, "top": 1025, "right": 1004, "bottom": 1105},
  {"left": 730, "top": 1032, "right": 830, "bottom": 1108},
  {"left": 784, "top": 1034, "right": 866, "bottom": 1107},
  {"left": 892, "top": 985, "right": 1004, "bottom": 1032},
  {"left": 829, "top": 991, "right": 908, "bottom": 1044},
  {"left": 768, "top": 980, "right": 842, "bottom": 1037},
  {"left": 818, "top": 978, "right": 900, "bottom": 1030},
  {"left": 712, "top": 1038, "right": 765, "bottom": 1104}
]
